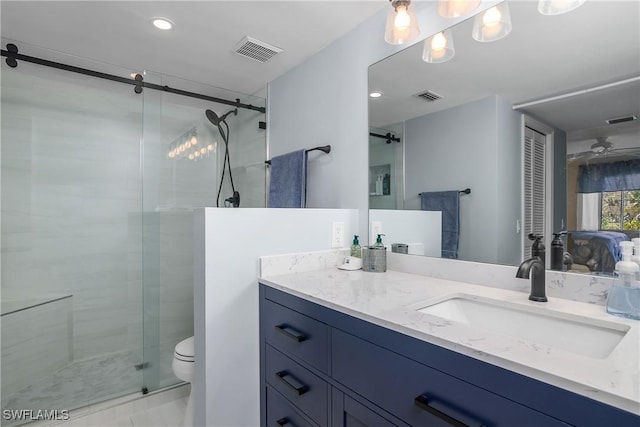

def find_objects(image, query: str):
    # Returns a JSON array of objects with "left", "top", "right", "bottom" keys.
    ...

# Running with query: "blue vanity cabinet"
[{"left": 259, "top": 284, "right": 639, "bottom": 427}]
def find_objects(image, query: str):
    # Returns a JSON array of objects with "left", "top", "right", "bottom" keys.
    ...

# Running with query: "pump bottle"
[
  {"left": 606, "top": 241, "right": 640, "bottom": 320},
  {"left": 350, "top": 235, "right": 362, "bottom": 258}
]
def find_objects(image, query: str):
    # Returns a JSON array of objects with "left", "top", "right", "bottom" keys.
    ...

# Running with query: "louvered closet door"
[{"left": 523, "top": 127, "right": 546, "bottom": 259}]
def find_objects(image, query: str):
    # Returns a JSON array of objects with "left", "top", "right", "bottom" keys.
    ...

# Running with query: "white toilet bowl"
[{"left": 172, "top": 336, "right": 194, "bottom": 427}]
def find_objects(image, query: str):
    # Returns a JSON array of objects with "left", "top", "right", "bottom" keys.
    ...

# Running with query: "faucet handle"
[{"left": 528, "top": 233, "right": 543, "bottom": 241}]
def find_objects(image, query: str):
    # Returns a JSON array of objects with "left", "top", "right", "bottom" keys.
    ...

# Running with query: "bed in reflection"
[{"left": 567, "top": 231, "right": 630, "bottom": 274}]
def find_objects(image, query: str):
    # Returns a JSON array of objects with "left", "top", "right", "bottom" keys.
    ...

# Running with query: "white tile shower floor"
[
  {"left": 2, "top": 350, "right": 142, "bottom": 418},
  {"left": 2, "top": 349, "right": 187, "bottom": 427}
]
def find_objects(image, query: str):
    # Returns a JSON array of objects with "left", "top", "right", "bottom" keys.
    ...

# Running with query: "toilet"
[{"left": 172, "top": 336, "right": 195, "bottom": 427}]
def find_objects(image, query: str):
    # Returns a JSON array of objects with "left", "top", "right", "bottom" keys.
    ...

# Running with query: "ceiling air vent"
[
  {"left": 606, "top": 115, "right": 638, "bottom": 125},
  {"left": 234, "top": 36, "right": 283, "bottom": 63},
  {"left": 416, "top": 90, "right": 443, "bottom": 102}
]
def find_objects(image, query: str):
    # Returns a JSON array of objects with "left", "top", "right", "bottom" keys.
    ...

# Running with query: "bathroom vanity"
[{"left": 258, "top": 267, "right": 639, "bottom": 427}]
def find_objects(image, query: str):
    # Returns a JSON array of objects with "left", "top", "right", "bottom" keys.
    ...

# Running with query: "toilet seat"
[
  {"left": 171, "top": 336, "right": 195, "bottom": 426},
  {"left": 174, "top": 336, "right": 194, "bottom": 362}
]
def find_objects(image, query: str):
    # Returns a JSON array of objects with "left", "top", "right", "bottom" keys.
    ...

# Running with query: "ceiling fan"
[{"left": 567, "top": 137, "right": 640, "bottom": 163}]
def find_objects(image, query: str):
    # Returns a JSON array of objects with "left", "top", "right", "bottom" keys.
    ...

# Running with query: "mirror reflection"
[{"left": 368, "top": 1, "right": 640, "bottom": 273}]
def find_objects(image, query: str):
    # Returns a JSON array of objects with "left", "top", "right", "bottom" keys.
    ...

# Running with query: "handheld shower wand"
[{"left": 205, "top": 108, "right": 240, "bottom": 207}]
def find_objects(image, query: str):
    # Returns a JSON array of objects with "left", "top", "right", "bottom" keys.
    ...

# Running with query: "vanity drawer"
[
  {"left": 266, "top": 344, "right": 328, "bottom": 426},
  {"left": 266, "top": 386, "right": 315, "bottom": 427},
  {"left": 332, "top": 329, "right": 571, "bottom": 427},
  {"left": 262, "top": 298, "right": 329, "bottom": 373}
]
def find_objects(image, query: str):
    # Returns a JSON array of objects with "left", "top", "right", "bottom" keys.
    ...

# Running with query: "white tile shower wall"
[
  {"left": 388, "top": 252, "right": 614, "bottom": 305},
  {"left": 217, "top": 108, "right": 266, "bottom": 208},
  {"left": 2, "top": 67, "right": 219, "bottom": 390},
  {"left": 158, "top": 211, "right": 195, "bottom": 387},
  {"left": 193, "top": 208, "right": 358, "bottom": 427},
  {"left": 127, "top": 211, "right": 195, "bottom": 387},
  {"left": 1, "top": 297, "right": 73, "bottom": 398},
  {"left": 1, "top": 69, "right": 143, "bottom": 361}
]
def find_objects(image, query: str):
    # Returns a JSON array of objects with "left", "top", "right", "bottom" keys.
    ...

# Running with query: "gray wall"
[
  {"left": 496, "top": 96, "right": 525, "bottom": 266},
  {"left": 402, "top": 96, "right": 521, "bottom": 264}
]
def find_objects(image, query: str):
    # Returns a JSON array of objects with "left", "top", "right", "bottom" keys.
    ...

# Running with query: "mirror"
[{"left": 368, "top": 1, "right": 640, "bottom": 272}]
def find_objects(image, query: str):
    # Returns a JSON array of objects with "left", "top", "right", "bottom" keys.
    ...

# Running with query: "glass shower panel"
[
  {"left": 1, "top": 56, "right": 144, "bottom": 418},
  {"left": 369, "top": 126, "right": 404, "bottom": 210},
  {"left": 140, "top": 74, "right": 266, "bottom": 392}
]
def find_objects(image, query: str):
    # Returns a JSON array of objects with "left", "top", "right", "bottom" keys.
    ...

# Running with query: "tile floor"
[{"left": 17, "top": 384, "right": 189, "bottom": 427}]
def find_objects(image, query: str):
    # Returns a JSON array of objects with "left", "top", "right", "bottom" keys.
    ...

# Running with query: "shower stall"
[{"left": 0, "top": 41, "right": 266, "bottom": 424}]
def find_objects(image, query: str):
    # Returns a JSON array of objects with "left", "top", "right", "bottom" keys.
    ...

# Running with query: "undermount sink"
[{"left": 416, "top": 295, "right": 630, "bottom": 359}]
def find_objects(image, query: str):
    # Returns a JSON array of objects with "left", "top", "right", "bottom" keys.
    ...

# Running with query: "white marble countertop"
[{"left": 259, "top": 268, "right": 640, "bottom": 415}]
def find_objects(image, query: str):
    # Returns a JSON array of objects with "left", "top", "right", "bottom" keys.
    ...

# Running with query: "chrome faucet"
[{"left": 516, "top": 234, "right": 548, "bottom": 302}]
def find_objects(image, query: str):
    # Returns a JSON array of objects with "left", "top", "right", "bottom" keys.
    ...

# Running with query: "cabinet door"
[{"left": 332, "top": 389, "right": 399, "bottom": 427}]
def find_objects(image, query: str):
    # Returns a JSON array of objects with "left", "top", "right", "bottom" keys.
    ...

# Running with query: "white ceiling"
[
  {"left": 1, "top": 1, "right": 388, "bottom": 98},
  {"left": 368, "top": 1, "right": 640, "bottom": 150}
]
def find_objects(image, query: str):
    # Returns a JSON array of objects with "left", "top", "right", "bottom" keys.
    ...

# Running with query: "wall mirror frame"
[{"left": 368, "top": 0, "right": 640, "bottom": 274}]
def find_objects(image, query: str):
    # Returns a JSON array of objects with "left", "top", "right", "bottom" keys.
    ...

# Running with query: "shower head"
[{"left": 205, "top": 108, "right": 237, "bottom": 126}]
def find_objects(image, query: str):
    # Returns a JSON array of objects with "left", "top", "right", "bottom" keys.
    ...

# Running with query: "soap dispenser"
[
  {"left": 606, "top": 241, "right": 640, "bottom": 320},
  {"left": 350, "top": 235, "right": 362, "bottom": 258},
  {"left": 632, "top": 238, "right": 640, "bottom": 270},
  {"left": 363, "top": 234, "right": 387, "bottom": 273},
  {"left": 550, "top": 231, "right": 566, "bottom": 271}
]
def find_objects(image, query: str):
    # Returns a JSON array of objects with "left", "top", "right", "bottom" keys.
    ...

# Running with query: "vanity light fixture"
[
  {"left": 369, "top": 91, "right": 384, "bottom": 98},
  {"left": 472, "top": 2, "right": 512, "bottom": 42},
  {"left": 384, "top": 0, "right": 421, "bottom": 45},
  {"left": 437, "top": 0, "right": 480, "bottom": 19},
  {"left": 422, "top": 29, "right": 455, "bottom": 63},
  {"left": 151, "top": 17, "right": 174, "bottom": 31},
  {"left": 538, "top": 0, "right": 585, "bottom": 15}
]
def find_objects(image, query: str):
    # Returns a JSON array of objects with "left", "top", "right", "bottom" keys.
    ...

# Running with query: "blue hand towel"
[
  {"left": 269, "top": 150, "right": 307, "bottom": 208},
  {"left": 420, "top": 191, "right": 460, "bottom": 259}
]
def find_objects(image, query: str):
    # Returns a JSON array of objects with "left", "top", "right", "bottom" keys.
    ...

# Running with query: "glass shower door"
[{"left": 1, "top": 52, "right": 145, "bottom": 420}]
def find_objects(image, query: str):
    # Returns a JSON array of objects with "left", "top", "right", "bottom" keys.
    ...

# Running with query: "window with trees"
[{"left": 601, "top": 190, "right": 640, "bottom": 231}]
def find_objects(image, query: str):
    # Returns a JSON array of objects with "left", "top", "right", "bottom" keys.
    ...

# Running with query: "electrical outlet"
[{"left": 332, "top": 222, "right": 345, "bottom": 248}]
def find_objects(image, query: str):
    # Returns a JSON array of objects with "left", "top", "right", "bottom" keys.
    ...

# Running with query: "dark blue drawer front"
[
  {"left": 266, "top": 386, "right": 314, "bottom": 427},
  {"left": 266, "top": 344, "right": 328, "bottom": 426},
  {"left": 262, "top": 298, "right": 329, "bottom": 373},
  {"left": 332, "top": 329, "right": 571, "bottom": 427},
  {"left": 343, "top": 395, "right": 397, "bottom": 427}
]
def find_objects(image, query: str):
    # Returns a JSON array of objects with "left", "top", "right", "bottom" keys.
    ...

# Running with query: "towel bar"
[
  {"left": 419, "top": 188, "right": 471, "bottom": 196},
  {"left": 265, "top": 145, "right": 331, "bottom": 165}
]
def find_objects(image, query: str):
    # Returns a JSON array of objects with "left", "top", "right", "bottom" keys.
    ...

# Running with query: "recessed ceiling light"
[
  {"left": 369, "top": 91, "right": 383, "bottom": 98},
  {"left": 152, "top": 18, "right": 174, "bottom": 30}
]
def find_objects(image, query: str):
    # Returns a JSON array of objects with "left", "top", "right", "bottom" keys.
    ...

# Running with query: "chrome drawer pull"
[
  {"left": 275, "top": 324, "right": 307, "bottom": 342},
  {"left": 276, "top": 417, "right": 294, "bottom": 426},
  {"left": 275, "top": 370, "right": 309, "bottom": 396},
  {"left": 415, "top": 394, "right": 482, "bottom": 427}
]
